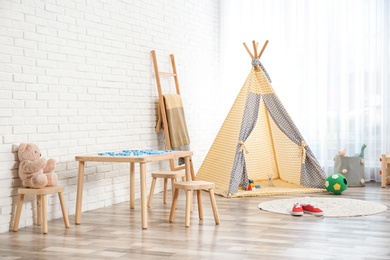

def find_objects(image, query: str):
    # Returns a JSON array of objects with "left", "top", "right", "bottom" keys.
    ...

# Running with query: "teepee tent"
[{"left": 196, "top": 40, "right": 327, "bottom": 197}]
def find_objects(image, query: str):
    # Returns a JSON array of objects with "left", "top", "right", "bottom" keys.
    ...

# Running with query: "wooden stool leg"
[
  {"left": 41, "top": 194, "right": 48, "bottom": 234},
  {"left": 148, "top": 177, "right": 157, "bottom": 208},
  {"left": 163, "top": 178, "right": 168, "bottom": 204},
  {"left": 13, "top": 194, "right": 25, "bottom": 232},
  {"left": 171, "top": 178, "right": 176, "bottom": 202},
  {"left": 190, "top": 191, "right": 193, "bottom": 212},
  {"left": 197, "top": 190, "right": 203, "bottom": 220},
  {"left": 169, "top": 188, "right": 179, "bottom": 222},
  {"left": 36, "top": 194, "right": 42, "bottom": 226},
  {"left": 209, "top": 188, "right": 220, "bottom": 225},
  {"left": 58, "top": 192, "right": 70, "bottom": 228},
  {"left": 195, "top": 190, "right": 202, "bottom": 214},
  {"left": 185, "top": 190, "right": 192, "bottom": 227}
]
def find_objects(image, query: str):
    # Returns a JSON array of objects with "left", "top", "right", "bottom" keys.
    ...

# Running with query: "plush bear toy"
[{"left": 17, "top": 143, "right": 58, "bottom": 189}]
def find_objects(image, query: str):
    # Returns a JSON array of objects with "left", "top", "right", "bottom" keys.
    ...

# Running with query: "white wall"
[{"left": 0, "top": 0, "right": 221, "bottom": 233}]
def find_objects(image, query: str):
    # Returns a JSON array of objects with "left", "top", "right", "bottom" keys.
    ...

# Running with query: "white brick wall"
[{"left": 0, "top": 0, "right": 221, "bottom": 233}]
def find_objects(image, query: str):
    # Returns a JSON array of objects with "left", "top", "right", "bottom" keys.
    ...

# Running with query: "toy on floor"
[
  {"left": 338, "top": 148, "right": 346, "bottom": 157},
  {"left": 267, "top": 173, "right": 275, "bottom": 187},
  {"left": 17, "top": 143, "right": 58, "bottom": 189},
  {"left": 354, "top": 144, "right": 367, "bottom": 157},
  {"left": 334, "top": 144, "right": 366, "bottom": 186},
  {"left": 325, "top": 173, "right": 348, "bottom": 195},
  {"left": 241, "top": 179, "right": 261, "bottom": 191},
  {"left": 337, "top": 144, "right": 367, "bottom": 157}
]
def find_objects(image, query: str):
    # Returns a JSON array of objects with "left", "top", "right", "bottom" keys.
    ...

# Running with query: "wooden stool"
[
  {"left": 13, "top": 186, "right": 70, "bottom": 234},
  {"left": 148, "top": 171, "right": 185, "bottom": 207},
  {"left": 169, "top": 180, "right": 220, "bottom": 227}
]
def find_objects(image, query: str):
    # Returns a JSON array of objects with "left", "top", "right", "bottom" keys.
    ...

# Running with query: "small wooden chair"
[
  {"left": 13, "top": 186, "right": 70, "bottom": 234},
  {"left": 147, "top": 171, "right": 185, "bottom": 207},
  {"left": 168, "top": 157, "right": 220, "bottom": 227},
  {"left": 169, "top": 180, "right": 220, "bottom": 227}
]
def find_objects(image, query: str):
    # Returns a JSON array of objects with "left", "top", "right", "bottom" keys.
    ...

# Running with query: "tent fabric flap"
[
  {"left": 262, "top": 94, "right": 327, "bottom": 188},
  {"left": 228, "top": 92, "right": 260, "bottom": 195}
]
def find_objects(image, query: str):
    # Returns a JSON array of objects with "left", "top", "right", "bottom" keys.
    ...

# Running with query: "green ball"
[{"left": 325, "top": 173, "right": 348, "bottom": 195}]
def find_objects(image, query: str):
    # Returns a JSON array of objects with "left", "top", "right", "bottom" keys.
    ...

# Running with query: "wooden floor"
[{"left": 1, "top": 182, "right": 390, "bottom": 259}]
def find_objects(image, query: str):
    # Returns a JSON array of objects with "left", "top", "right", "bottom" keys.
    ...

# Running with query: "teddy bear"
[{"left": 17, "top": 143, "right": 58, "bottom": 189}]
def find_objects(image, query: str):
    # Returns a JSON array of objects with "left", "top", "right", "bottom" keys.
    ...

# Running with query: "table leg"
[
  {"left": 140, "top": 162, "right": 147, "bottom": 229},
  {"left": 130, "top": 162, "right": 135, "bottom": 209},
  {"left": 75, "top": 161, "right": 85, "bottom": 224}
]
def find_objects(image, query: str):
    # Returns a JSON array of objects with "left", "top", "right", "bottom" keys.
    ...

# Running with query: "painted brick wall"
[{"left": 0, "top": 0, "right": 220, "bottom": 233}]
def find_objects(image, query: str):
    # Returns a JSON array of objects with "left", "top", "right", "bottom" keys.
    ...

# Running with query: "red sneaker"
[
  {"left": 291, "top": 203, "right": 303, "bottom": 216},
  {"left": 302, "top": 204, "right": 323, "bottom": 216}
]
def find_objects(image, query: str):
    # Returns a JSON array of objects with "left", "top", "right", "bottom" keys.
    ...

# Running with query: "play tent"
[{"left": 196, "top": 40, "right": 327, "bottom": 197}]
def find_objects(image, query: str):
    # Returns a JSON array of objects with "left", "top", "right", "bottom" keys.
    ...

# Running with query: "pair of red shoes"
[{"left": 291, "top": 203, "right": 323, "bottom": 216}]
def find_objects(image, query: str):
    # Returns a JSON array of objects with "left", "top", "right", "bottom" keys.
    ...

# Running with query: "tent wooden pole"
[
  {"left": 252, "top": 40, "right": 258, "bottom": 59},
  {"left": 243, "top": 42, "right": 254, "bottom": 59},
  {"left": 258, "top": 40, "right": 269, "bottom": 59},
  {"left": 244, "top": 40, "right": 268, "bottom": 60}
]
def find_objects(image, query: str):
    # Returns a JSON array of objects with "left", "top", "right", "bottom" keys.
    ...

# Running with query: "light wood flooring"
[{"left": 1, "top": 182, "right": 390, "bottom": 259}]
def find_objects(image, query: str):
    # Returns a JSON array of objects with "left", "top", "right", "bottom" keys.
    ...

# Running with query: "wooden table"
[
  {"left": 75, "top": 150, "right": 193, "bottom": 229},
  {"left": 381, "top": 153, "right": 390, "bottom": 188}
]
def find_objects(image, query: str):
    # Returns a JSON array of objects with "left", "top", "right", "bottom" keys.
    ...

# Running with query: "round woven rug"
[{"left": 258, "top": 197, "right": 388, "bottom": 217}]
